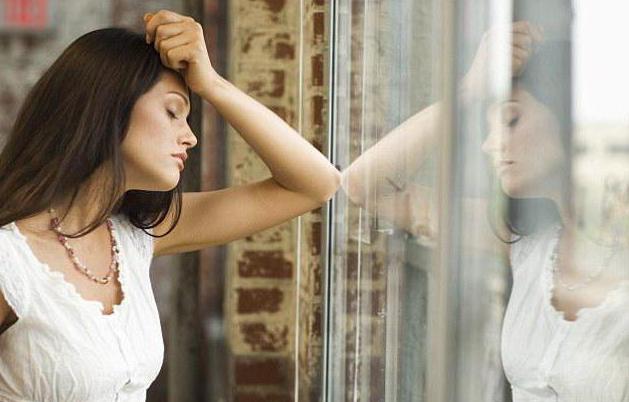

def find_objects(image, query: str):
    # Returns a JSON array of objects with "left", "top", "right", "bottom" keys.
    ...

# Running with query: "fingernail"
[{"left": 146, "top": 34, "right": 150, "bottom": 44}]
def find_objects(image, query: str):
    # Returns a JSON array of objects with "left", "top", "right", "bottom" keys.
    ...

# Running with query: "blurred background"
[{"left": 1, "top": 0, "right": 627, "bottom": 401}]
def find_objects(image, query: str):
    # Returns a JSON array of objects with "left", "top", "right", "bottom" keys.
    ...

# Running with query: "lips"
[
  {"left": 172, "top": 154, "right": 186, "bottom": 170},
  {"left": 172, "top": 152, "right": 188, "bottom": 162},
  {"left": 495, "top": 160, "right": 515, "bottom": 175}
]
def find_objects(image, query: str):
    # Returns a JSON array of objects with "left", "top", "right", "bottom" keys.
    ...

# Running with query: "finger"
[
  {"left": 512, "top": 58, "right": 525, "bottom": 76},
  {"left": 512, "top": 20, "right": 532, "bottom": 34},
  {"left": 145, "top": 10, "right": 193, "bottom": 43},
  {"left": 511, "top": 54, "right": 528, "bottom": 76},
  {"left": 158, "top": 31, "right": 195, "bottom": 56},
  {"left": 153, "top": 21, "right": 190, "bottom": 51},
  {"left": 512, "top": 46, "right": 530, "bottom": 63},
  {"left": 165, "top": 45, "right": 193, "bottom": 70},
  {"left": 512, "top": 32, "right": 533, "bottom": 52},
  {"left": 531, "top": 23, "right": 544, "bottom": 43}
]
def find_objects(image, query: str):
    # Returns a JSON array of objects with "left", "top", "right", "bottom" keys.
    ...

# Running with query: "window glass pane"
[{"left": 326, "top": 0, "right": 629, "bottom": 401}]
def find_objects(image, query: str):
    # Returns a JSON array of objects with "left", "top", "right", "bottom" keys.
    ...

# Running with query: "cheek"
[
  {"left": 124, "top": 111, "right": 170, "bottom": 157},
  {"left": 510, "top": 117, "right": 562, "bottom": 166}
]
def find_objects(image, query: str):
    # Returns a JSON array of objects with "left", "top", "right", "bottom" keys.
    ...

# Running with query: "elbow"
[
  {"left": 313, "top": 166, "right": 342, "bottom": 204},
  {"left": 339, "top": 167, "right": 367, "bottom": 207}
]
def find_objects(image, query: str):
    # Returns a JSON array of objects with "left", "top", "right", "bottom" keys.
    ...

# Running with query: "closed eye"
[
  {"left": 508, "top": 116, "right": 520, "bottom": 128},
  {"left": 167, "top": 110, "right": 178, "bottom": 120}
]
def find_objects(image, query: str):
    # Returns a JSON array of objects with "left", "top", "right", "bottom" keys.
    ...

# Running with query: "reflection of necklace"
[
  {"left": 48, "top": 208, "right": 120, "bottom": 285},
  {"left": 550, "top": 225, "right": 618, "bottom": 291}
]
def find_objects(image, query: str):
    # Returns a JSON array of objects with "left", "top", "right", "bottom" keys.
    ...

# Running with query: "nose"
[
  {"left": 180, "top": 126, "right": 198, "bottom": 149},
  {"left": 481, "top": 128, "right": 504, "bottom": 157}
]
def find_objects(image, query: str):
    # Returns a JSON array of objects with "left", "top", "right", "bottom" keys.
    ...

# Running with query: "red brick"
[
  {"left": 238, "top": 250, "right": 292, "bottom": 278},
  {"left": 236, "top": 287, "right": 284, "bottom": 314},
  {"left": 310, "top": 221, "right": 322, "bottom": 255},
  {"left": 344, "top": 318, "right": 385, "bottom": 352},
  {"left": 346, "top": 289, "right": 385, "bottom": 316},
  {"left": 235, "top": 391, "right": 292, "bottom": 402},
  {"left": 312, "top": 95, "right": 324, "bottom": 126},
  {"left": 258, "top": 0, "right": 286, "bottom": 13},
  {"left": 311, "top": 54, "right": 324, "bottom": 87},
  {"left": 346, "top": 251, "right": 385, "bottom": 281},
  {"left": 240, "top": 322, "right": 289, "bottom": 352},
  {"left": 244, "top": 70, "right": 286, "bottom": 98},
  {"left": 312, "top": 262, "right": 322, "bottom": 296},
  {"left": 268, "top": 105, "right": 289, "bottom": 122},
  {"left": 311, "top": 303, "right": 322, "bottom": 337},
  {"left": 312, "top": 12, "right": 325, "bottom": 44},
  {"left": 344, "top": 356, "right": 385, "bottom": 401},
  {"left": 234, "top": 356, "right": 291, "bottom": 386},
  {"left": 275, "top": 38, "right": 295, "bottom": 59}
]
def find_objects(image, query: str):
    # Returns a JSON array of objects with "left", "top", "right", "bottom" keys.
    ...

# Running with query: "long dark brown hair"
[
  {"left": 0, "top": 27, "right": 183, "bottom": 238},
  {"left": 488, "top": 1, "right": 574, "bottom": 242}
]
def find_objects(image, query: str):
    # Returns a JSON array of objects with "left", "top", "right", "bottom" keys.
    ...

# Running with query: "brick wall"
[
  {"left": 295, "top": 1, "right": 328, "bottom": 401},
  {"left": 225, "top": 0, "right": 299, "bottom": 400},
  {"left": 224, "top": 0, "right": 330, "bottom": 401}
]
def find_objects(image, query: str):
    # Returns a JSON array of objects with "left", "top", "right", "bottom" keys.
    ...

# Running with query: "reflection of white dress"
[
  {"left": 501, "top": 226, "right": 629, "bottom": 401},
  {"left": 0, "top": 214, "right": 163, "bottom": 402}
]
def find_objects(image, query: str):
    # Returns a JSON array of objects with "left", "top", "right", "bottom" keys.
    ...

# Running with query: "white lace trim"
[
  {"left": 4, "top": 216, "right": 133, "bottom": 318},
  {"left": 541, "top": 226, "right": 629, "bottom": 323}
]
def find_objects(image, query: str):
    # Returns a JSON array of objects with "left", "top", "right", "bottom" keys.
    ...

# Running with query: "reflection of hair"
[
  {"left": 0, "top": 28, "right": 184, "bottom": 238},
  {"left": 495, "top": 0, "right": 574, "bottom": 238},
  {"left": 500, "top": 39, "right": 572, "bottom": 238}
]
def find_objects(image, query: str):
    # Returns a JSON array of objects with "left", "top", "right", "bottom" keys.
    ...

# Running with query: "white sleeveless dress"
[
  {"left": 501, "top": 225, "right": 629, "bottom": 401},
  {"left": 0, "top": 214, "right": 164, "bottom": 402}
]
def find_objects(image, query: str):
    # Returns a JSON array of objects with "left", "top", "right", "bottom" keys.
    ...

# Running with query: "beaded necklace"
[
  {"left": 550, "top": 225, "right": 618, "bottom": 291},
  {"left": 48, "top": 207, "right": 120, "bottom": 285}
]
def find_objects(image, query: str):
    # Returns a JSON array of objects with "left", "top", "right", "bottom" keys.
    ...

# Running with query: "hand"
[
  {"left": 144, "top": 10, "right": 219, "bottom": 96},
  {"left": 461, "top": 21, "right": 544, "bottom": 100}
]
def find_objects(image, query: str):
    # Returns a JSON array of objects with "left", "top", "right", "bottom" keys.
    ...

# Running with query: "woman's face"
[
  {"left": 482, "top": 85, "right": 565, "bottom": 199},
  {"left": 121, "top": 71, "right": 197, "bottom": 191}
]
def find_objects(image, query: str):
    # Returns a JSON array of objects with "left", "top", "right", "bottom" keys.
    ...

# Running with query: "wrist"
[
  {"left": 458, "top": 74, "right": 482, "bottom": 104},
  {"left": 198, "top": 72, "right": 229, "bottom": 103}
]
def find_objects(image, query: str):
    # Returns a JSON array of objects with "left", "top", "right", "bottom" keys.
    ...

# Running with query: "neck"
[{"left": 18, "top": 173, "right": 118, "bottom": 238}]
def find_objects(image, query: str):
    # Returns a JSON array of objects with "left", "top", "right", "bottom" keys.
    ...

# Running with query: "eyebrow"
[
  {"left": 495, "top": 99, "right": 519, "bottom": 109},
  {"left": 167, "top": 91, "right": 190, "bottom": 108}
]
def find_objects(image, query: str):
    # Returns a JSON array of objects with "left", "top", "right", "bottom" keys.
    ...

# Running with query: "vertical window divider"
[{"left": 425, "top": 0, "right": 463, "bottom": 401}]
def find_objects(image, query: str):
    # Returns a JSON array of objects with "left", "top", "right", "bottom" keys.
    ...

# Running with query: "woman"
[
  {"left": 0, "top": 10, "right": 340, "bottom": 401},
  {"left": 341, "top": 19, "right": 629, "bottom": 401}
]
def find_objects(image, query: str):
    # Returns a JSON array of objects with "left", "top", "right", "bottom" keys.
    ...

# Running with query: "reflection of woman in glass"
[
  {"left": 0, "top": 10, "right": 340, "bottom": 401},
  {"left": 341, "top": 19, "right": 629, "bottom": 401}
]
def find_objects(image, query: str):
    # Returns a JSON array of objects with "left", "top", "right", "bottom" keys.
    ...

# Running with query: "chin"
[
  {"left": 500, "top": 174, "right": 546, "bottom": 199},
  {"left": 140, "top": 174, "right": 180, "bottom": 192}
]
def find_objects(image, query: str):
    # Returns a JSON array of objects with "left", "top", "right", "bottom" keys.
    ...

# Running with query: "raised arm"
[
  {"left": 142, "top": 10, "right": 340, "bottom": 255},
  {"left": 341, "top": 21, "right": 541, "bottom": 250}
]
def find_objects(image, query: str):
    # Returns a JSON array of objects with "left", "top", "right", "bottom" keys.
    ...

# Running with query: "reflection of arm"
[
  {"left": 341, "top": 101, "right": 442, "bottom": 205},
  {"left": 340, "top": 101, "right": 509, "bottom": 256},
  {"left": 340, "top": 99, "right": 442, "bottom": 241}
]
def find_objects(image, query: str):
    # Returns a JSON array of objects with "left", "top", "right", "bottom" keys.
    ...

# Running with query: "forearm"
[
  {"left": 341, "top": 101, "right": 442, "bottom": 204},
  {"left": 199, "top": 74, "right": 340, "bottom": 202}
]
